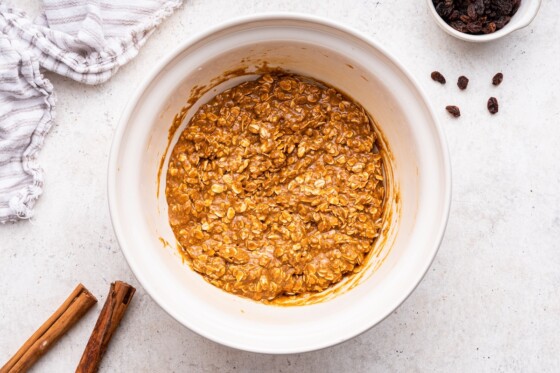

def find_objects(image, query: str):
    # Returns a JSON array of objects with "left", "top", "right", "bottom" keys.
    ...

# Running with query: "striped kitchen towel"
[{"left": 0, "top": 0, "right": 182, "bottom": 223}]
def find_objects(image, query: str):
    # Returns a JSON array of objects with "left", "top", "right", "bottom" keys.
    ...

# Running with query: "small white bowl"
[
  {"left": 108, "top": 13, "right": 451, "bottom": 353},
  {"left": 427, "top": 0, "right": 542, "bottom": 42}
]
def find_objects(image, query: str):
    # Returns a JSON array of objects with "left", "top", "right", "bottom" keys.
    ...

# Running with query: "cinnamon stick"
[
  {"left": 76, "top": 281, "right": 135, "bottom": 373},
  {"left": 1, "top": 284, "right": 97, "bottom": 373}
]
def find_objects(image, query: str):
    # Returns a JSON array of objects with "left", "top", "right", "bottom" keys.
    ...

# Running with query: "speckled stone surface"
[{"left": 1, "top": 1, "right": 559, "bottom": 372}]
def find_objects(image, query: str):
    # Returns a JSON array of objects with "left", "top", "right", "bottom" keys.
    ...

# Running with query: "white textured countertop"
[{"left": 2, "top": 0, "right": 559, "bottom": 371}]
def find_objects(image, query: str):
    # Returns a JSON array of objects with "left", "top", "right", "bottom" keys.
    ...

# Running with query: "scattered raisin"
[
  {"left": 431, "top": 71, "right": 446, "bottom": 84},
  {"left": 492, "top": 73, "right": 504, "bottom": 86},
  {"left": 432, "top": 0, "right": 521, "bottom": 35},
  {"left": 457, "top": 76, "right": 469, "bottom": 90},
  {"left": 446, "top": 105, "right": 461, "bottom": 117},
  {"left": 487, "top": 97, "right": 499, "bottom": 114}
]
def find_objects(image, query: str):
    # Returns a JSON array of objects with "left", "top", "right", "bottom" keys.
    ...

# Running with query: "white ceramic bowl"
[
  {"left": 427, "top": 0, "right": 542, "bottom": 42},
  {"left": 108, "top": 14, "right": 451, "bottom": 353}
]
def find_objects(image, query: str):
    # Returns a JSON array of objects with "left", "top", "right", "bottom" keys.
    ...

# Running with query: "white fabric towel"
[{"left": 0, "top": 0, "right": 182, "bottom": 223}]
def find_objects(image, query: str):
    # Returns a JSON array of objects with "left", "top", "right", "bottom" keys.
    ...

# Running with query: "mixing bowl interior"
[{"left": 109, "top": 16, "right": 450, "bottom": 353}]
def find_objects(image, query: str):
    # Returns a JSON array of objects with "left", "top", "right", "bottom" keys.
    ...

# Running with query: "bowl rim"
[
  {"left": 426, "top": 0, "right": 542, "bottom": 43},
  {"left": 108, "top": 12, "right": 452, "bottom": 354}
]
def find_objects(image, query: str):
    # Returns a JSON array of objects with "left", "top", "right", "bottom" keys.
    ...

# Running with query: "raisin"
[
  {"left": 494, "top": 16, "right": 511, "bottom": 29},
  {"left": 451, "top": 20, "right": 468, "bottom": 33},
  {"left": 475, "top": 0, "right": 485, "bottom": 16},
  {"left": 431, "top": 71, "right": 446, "bottom": 84},
  {"left": 446, "top": 105, "right": 461, "bottom": 117},
  {"left": 460, "top": 14, "right": 472, "bottom": 24},
  {"left": 436, "top": 1, "right": 453, "bottom": 17},
  {"left": 492, "top": 73, "right": 504, "bottom": 86},
  {"left": 467, "top": 22, "right": 483, "bottom": 33},
  {"left": 467, "top": 4, "right": 477, "bottom": 20},
  {"left": 492, "top": 0, "right": 513, "bottom": 15},
  {"left": 457, "top": 76, "right": 469, "bottom": 90},
  {"left": 487, "top": 97, "right": 499, "bottom": 114},
  {"left": 483, "top": 22, "right": 497, "bottom": 34}
]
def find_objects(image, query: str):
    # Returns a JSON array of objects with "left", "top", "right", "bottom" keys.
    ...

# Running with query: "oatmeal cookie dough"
[{"left": 166, "top": 73, "right": 386, "bottom": 302}]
